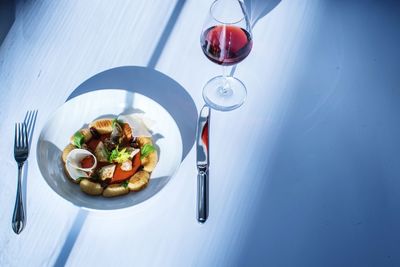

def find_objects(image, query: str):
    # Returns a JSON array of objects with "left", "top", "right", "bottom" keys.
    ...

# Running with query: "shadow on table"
[
  {"left": 68, "top": 66, "right": 197, "bottom": 161},
  {"left": 0, "top": 0, "right": 15, "bottom": 46},
  {"left": 230, "top": 0, "right": 281, "bottom": 76},
  {"left": 244, "top": 0, "right": 281, "bottom": 28},
  {"left": 51, "top": 66, "right": 197, "bottom": 266}
]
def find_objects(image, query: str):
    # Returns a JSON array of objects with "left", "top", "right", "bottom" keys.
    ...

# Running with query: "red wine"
[{"left": 201, "top": 25, "right": 253, "bottom": 66}]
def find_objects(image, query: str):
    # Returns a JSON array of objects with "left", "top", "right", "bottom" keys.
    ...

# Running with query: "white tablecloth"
[{"left": 1, "top": 0, "right": 400, "bottom": 266}]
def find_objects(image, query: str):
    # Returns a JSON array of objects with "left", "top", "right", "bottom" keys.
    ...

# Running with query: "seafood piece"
[
  {"left": 98, "top": 164, "right": 116, "bottom": 180},
  {"left": 89, "top": 118, "right": 113, "bottom": 134},
  {"left": 103, "top": 184, "right": 129, "bottom": 197},
  {"left": 94, "top": 141, "right": 109, "bottom": 162},
  {"left": 89, "top": 127, "right": 100, "bottom": 139},
  {"left": 120, "top": 160, "right": 132, "bottom": 171},
  {"left": 118, "top": 114, "right": 152, "bottom": 137},
  {"left": 79, "top": 179, "right": 103, "bottom": 195},
  {"left": 63, "top": 165, "right": 80, "bottom": 184},
  {"left": 126, "top": 147, "right": 140, "bottom": 159},
  {"left": 65, "top": 149, "right": 97, "bottom": 181},
  {"left": 128, "top": 171, "right": 150, "bottom": 191},
  {"left": 110, "top": 120, "right": 123, "bottom": 144},
  {"left": 103, "top": 137, "right": 117, "bottom": 151}
]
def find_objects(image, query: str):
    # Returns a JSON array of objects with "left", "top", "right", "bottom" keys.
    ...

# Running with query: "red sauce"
[
  {"left": 87, "top": 134, "right": 110, "bottom": 151},
  {"left": 110, "top": 152, "right": 141, "bottom": 184},
  {"left": 80, "top": 156, "right": 95, "bottom": 169}
]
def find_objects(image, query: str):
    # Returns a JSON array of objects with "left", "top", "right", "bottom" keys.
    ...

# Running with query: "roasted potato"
[
  {"left": 141, "top": 151, "right": 158, "bottom": 172},
  {"left": 89, "top": 118, "right": 113, "bottom": 134},
  {"left": 122, "top": 123, "right": 132, "bottom": 141},
  {"left": 80, "top": 179, "right": 103, "bottom": 195},
  {"left": 70, "top": 128, "right": 92, "bottom": 145},
  {"left": 128, "top": 171, "right": 150, "bottom": 191},
  {"left": 103, "top": 184, "right": 129, "bottom": 197},
  {"left": 137, "top": 136, "right": 153, "bottom": 146},
  {"left": 62, "top": 144, "right": 76, "bottom": 163}
]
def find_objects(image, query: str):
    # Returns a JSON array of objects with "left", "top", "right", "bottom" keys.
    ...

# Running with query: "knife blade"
[{"left": 196, "top": 105, "right": 210, "bottom": 223}]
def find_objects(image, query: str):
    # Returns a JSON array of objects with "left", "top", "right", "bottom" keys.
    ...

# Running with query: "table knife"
[{"left": 196, "top": 105, "right": 210, "bottom": 223}]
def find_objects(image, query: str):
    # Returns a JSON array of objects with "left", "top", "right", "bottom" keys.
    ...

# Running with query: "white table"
[{"left": 1, "top": 1, "right": 400, "bottom": 266}]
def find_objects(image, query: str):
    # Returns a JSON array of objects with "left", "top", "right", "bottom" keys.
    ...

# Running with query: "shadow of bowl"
[{"left": 67, "top": 66, "right": 197, "bottom": 161}]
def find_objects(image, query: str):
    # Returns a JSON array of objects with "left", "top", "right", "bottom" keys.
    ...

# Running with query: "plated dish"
[
  {"left": 62, "top": 115, "right": 158, "bottom": 197},
  {"left": 37, "top": 89, "right": 182, "bottom": 210}
]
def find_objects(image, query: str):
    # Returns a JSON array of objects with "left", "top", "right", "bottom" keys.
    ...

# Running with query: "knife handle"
[{"left": 197, "top": 169, "right": 209, "bottom": 223}]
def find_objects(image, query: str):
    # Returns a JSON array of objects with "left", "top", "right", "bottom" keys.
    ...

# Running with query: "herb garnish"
[
  {"left": 108, "top": 146, "right": 131, "bottom": 163},
  {"left": 112, "top": 118, "right": 123, "bottom": 128},
  {"left": 121, "top": 180, "right": 129, "bottom": 188},
  {"left": 73, "top": 131, "right": 85, "bottom": 148},
  {"left": 141, "top": 144, "right": 156, "bottom": 159}
]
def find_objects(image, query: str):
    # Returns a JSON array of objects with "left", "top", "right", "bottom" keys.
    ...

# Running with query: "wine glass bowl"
[{"left": 200, "top": 0, "right": 252, "bottom": 111}]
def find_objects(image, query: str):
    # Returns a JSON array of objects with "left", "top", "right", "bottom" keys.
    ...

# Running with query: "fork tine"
[
  {"left": 14, "top": 123, "right": 18, "bottom": 148},
  {"left": 17, "top": 123, "right": 22, "bottom": 148},
  {"left": 23, "top": 123, "right": 28, "bottom": 148},
  {"left": 20, "top": 123, "right": 24, "bottom": 148}
]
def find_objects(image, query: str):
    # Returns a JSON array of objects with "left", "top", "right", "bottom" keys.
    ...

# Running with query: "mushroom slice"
[
  {"left": 98, "top": 164, "right": 116, "bottom": 180},
  {"left": 110, "top": 121, "right": 123, "bottom": 144},
  {"left": 94, "top": 141, "right": 109, "bottom": 162}
]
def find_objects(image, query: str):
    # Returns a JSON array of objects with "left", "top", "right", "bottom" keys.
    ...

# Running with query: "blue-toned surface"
[
  {"left": 234, "top": 1, "right": 400, "bottom": 266},
  {"left": 0, "top": 0, "right": 15, "bottom": 45},
  {"left": 0, "top": 0, "right": 399, "bottom": 266}
]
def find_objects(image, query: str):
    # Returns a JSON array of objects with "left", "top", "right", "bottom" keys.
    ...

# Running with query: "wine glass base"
[{"left": 202, "top": 76, "right": 247, "bottom": 111}]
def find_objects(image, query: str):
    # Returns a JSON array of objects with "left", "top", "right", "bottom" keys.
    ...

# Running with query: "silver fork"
[{"left": 12, "top": 123, "right": 29, "bottom": 234}]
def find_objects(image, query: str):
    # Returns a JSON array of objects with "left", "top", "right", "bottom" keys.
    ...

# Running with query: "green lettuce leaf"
[
  {"left": 73, "top": 131, "right": 85, "bottom": 148},
  {"left": 108, "top": 146, "right": 131, "bottom": 163},
  {"left": 141, "top": 144, "right": 156, "bottom": 159}
]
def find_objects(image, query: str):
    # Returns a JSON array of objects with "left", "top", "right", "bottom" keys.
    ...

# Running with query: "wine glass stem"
[{"left": 220, "top": 66, "right": 232, "bottom": 96}]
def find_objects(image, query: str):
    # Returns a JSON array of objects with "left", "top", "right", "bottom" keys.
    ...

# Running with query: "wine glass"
[{"left": 200, "top": 0, "right": 253, "bottom": 111}]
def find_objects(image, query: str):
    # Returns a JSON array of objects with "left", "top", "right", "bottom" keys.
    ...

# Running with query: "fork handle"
[{"left": 12, "top": 163, "right": 25, "bottom": 234}]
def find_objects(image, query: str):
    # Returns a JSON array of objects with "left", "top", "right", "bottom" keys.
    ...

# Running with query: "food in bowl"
[{"left": 61, "top": 114, "right": 158, "bottom": 197}]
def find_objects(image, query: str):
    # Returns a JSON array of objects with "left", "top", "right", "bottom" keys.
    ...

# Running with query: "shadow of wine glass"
[
  {"left": 244, "top": 0, "right": 281, "bottom": 28},
  {"left": 230, "top": 0, "right": 281, "bottom": 76},
  {"left": 67, "top": 66, "right": 197, "bottom": 162}
]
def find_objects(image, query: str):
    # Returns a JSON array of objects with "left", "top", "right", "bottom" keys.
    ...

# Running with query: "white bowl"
[{"left": 37, "top": 89, "right": 183, "bottom": 210}]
